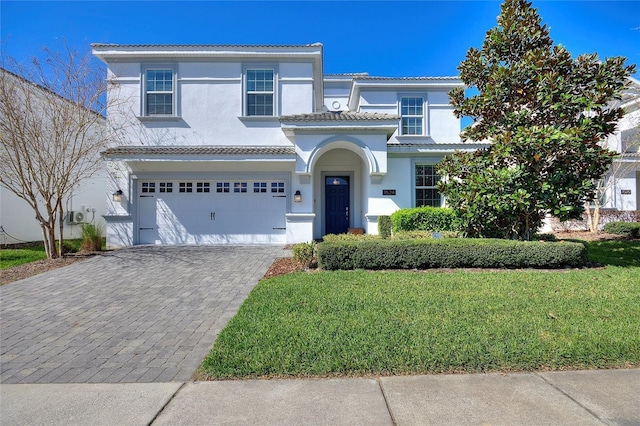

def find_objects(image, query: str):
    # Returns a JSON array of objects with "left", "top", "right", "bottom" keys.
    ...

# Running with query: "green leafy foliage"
[
  {"left": 292, "top": 241, "right": 316, "bottom": 268},
  {"left": 80, "top": 223, "right": 104, "bottom": 252},
  {"left": 321, "top": 233, "right": 381, "bottom": 242},
  {"left": 441, "top": 0, "right": 635, "bottom": 240},
  {"left": 377, "top": 216, "right": 392, "bottom": 239},
  {"left": 390, "top": 206, "right": 459, "bottom": 233},
  {"left": 316, "top": 239, "right": 586, "bottom": 270},
  {"left": 603, "top": 221, "right": 640, "bottom": 238},
  {"left": 392, "top": 230, "right": 461, "bottom": 240}
]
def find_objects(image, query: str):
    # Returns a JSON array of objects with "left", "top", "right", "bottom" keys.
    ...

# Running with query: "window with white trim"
[
  {"left": 271, "top": 182, "right": 285, "bottom": 193},
  {"left": 401, "top": 97, "right": 424, "bottom": 135},
  {"left": 253, "top": 182, "right": 267, "bottom": 193},
  {"left": 159, "top": 182, "right": 173, "bottom": 193},
  {"left": 179, "top": 182, "right": 193, "bottom": 193},
  {"left": 145, "top": 69, "right": 174, "bottom": 116},
  {"left": 196, "top": 182, "right": 210, "bottom": 193},
  {"left": 216, "top": 182, "right": 230, "bottom": 193},
  {"left": 142, "top": 182, "right": 155, "bottom": 193},
  {"left": 415, "top": 165, "right": 441, "bottom": 207},
  {"left": 246, "top": 69, "right": 274, "bottom": 116},
  {"left": 234, "top": 182, "right": 247, "bottom": 193}
]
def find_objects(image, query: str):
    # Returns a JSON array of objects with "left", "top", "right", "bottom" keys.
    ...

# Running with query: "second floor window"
[
  {"left": 145, "top": 69, "right": 174, "bottom": 115},
  {"left": 246, "top": 69, "right": 274, "bottom": 116},
  {"left": 401, "top": 97, "right": 424, "bottom": 135}
]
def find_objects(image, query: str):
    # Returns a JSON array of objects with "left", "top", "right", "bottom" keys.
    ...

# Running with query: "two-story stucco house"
[{"left": 91, "top": 43, "right": 483, "bottom": 248}]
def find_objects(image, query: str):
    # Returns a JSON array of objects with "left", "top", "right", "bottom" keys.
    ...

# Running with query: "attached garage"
[{"left": 137, "top": 178, "right": 287, "bottom": 244}]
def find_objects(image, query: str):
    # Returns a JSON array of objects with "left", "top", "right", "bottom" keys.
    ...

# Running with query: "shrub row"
[
  {"left": 390, "top": 206, "right": 459, "bottom": 233},
  {"left": 317, "top": 238, "right": 587, "bottom": 270},
  {"left": 603, "top": 221, "right": 640, "bottom": 238}
]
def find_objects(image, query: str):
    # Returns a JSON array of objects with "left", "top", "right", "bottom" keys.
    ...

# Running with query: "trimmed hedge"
[
  {"left": 603, "top": 221, "right": 640, "bottom": 238},
  {"left": 391, "top": 206, "right": 459, "bottom": 233},
  {"left": 317, "top": 238, "right": 587, "bottom": 270},
  {"left": 378, "top": 216, "right": 392, "bottom": 239}
]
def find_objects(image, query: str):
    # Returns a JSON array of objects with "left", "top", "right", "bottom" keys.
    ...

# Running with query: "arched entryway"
[{"left": 313, "top": 148, "right": 366, "bottom": 238}]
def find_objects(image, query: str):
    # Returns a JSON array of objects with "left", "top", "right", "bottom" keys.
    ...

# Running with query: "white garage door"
[{"left": 138, "top": 179, "right": 287, "bottom": 244}]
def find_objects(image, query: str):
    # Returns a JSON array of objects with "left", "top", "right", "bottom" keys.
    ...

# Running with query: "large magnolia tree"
[
  {"left": 438, "top": 0, "right": 635, "bottom": 240},
  {"left": 0, "top": 46, "right": 115, "bottom": 258}
]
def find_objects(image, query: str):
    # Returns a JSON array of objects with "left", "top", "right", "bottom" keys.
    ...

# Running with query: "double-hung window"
[
  {"left": 401, "top": 97, "right": 424, "bottom": 135},
  {"left": 145, "top": 69, "right": 174, "bottom": 116},
  {"left": 415, "top": 164, "right": 442, "bottom": 207},
  {"left": 246, "top": 69, "right": 274, "bottom": 116}
]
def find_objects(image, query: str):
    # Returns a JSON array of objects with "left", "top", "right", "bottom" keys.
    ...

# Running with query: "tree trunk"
[{"left": 58, "top": 203, "right": 65, "bottom": 256}]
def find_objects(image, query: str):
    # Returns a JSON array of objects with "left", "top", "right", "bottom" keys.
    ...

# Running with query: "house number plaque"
[
  {"left": 382, "top": 189, "right": 396, "bottom": 196},
  {"left": 621, "top": 189, "right": 632, "bottom": 195}
]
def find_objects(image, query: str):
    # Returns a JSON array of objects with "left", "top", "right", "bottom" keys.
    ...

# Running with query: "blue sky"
[{"left": 1, "top": 0, "right": 639, "bottom": 79}]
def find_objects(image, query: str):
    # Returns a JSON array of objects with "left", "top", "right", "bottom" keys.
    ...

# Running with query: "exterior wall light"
[
  {"left": 294, "top": 190, "right": 302, "bottom": 203},
  {"left": 113, "top": 190, "right": 123, "bottom": 202}
]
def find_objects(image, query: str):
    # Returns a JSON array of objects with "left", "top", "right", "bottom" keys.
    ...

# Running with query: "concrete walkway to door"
[{"left": 0, "top": 246, "right": 285, "bottom": 384}]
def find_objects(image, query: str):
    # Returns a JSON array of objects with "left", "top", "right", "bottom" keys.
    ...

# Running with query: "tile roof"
[
  {"left": 91, "top": 43, "right": 322, "bottom": 49},
  {"left": 102, "top": 145, "right": 296, "bottom": 157},
  {"left": 280, "top": 111, "right": 399, "bottom": 122},
  {"left": 354, "top": 76, "right": 460, "bottom": 81}
]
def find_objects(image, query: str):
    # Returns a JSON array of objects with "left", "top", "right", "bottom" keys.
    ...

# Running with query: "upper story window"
[
  {"left": 246, "top": 69, "right": 274, "bottom": 116},
  {"left": 145, "top": 69, "right": 174, "bottom": 116},
  {"left": 400, "top": 97, "right": 424, "bottom": 135}
]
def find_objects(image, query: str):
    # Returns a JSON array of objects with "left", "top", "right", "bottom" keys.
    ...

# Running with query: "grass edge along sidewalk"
[{"left": 198, "top": 239, "right": 640, "bottom": 379}]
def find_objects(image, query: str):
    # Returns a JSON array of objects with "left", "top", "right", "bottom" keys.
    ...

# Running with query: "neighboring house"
[
  {"left": 0, "top": 68, "right": 107, "bottom": 245},
  {"left": 94, "top": 43, "right": 488, "bottom": 248},
  {"left": 601, "top": 77, "right": 640, "bottom": 211}
]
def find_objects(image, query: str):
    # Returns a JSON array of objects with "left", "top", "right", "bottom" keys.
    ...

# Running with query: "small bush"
[
  {"left": 378, "top": 216, "right": 392, "bottom": 239},
  {"left": 532, "top": 233, "right": 557, "bottom": 242},
  {"left": 292, "top": 241, "right": 316, "bottom": 268},
  {"left": 322, "top": 233, "right": 381, "bottom": 242},
  {"left": 317, "top": 238, "right": 587, "bottom": 270},
  {"left": 60, "top": 240, "right": 78, "bottom": 254},
  {"left": 392, "top": 230, "right": 461, "bottom": 240},
  {"left": 391, "top": 206, "right": 459, "bottom": 233},
  {"left": 603, "top": 221, "right": 640, "bottom": 238},
  {"left": 80, "top": 223, "right": 104, "bottom": 252}
]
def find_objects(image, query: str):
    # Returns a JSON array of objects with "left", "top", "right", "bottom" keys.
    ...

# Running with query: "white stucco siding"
[
  {"left": 1, "top": 172, "right": 107, "bottom": 244},
  {"left": 358, "top": 90, "right": 398, "bottom": 114},
  {"left": 280, "top": 82, "right": 314, "bottom": 115},
  {"left": 107, "top": 60, "right": 313, "bottom": 148},
  {"left": 428, "top": 106, "right": 462, "bottom": 142}
]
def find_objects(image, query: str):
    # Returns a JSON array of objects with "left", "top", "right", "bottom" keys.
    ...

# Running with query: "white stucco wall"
[
  {"left": 107, "top": 60, "right": 315, "bottom": 149},
  {"left": 1, "top": 171, "right": 107, "bottom": 245}
]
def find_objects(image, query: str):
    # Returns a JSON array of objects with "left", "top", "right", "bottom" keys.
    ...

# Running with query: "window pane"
[
  {"left": 402, "top": 117, "right": 422, "bottom": 135},
  {"left": 147, "top": 93, "right": 173, "bottom": 115},
  {"left": 248, "top": 94, "right": 273, "bottom": 116},
  {"left": 146, "top": 70, "right": 173, "bottom": 92},
  {"left": 415, "top": 165, "right": 441, "bottom": 207},
  {"left": 247, "top": 69, "right": 273, "bottom": 92}
]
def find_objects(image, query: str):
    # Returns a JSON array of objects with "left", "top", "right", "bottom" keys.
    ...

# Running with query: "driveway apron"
[{"left": 0, "top": 246, "right": 285, "bottom": 384}]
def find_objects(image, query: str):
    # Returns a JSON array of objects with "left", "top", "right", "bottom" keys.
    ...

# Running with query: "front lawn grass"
[
  {"left": 0, "top": 244, "right": 47, "bottom": 269},
  {"left": 199, "top": 240, "right": 640, "bottom": 379},
  {"left": 0, "top": 238, "right": 98, "bottom": 270}
]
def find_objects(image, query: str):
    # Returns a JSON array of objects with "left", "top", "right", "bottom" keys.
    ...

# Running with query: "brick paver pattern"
[{"left": 0, "top": 246, "right": 284, "bottom": 383}]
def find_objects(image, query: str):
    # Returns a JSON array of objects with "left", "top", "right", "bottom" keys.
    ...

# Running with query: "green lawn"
[
  {"left": 0, "top": 239, "right": 93, "bottom": 270},
  {"left": 0, "top": 244, "right": 47, "bottom": 269},
  {"left": 199, "top": 239, "right": 640, "bottom": 379}
]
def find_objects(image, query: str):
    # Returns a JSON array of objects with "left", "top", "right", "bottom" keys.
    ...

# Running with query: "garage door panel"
[{"left": 138, "top": 179, "right": 286, "bottom": 245}]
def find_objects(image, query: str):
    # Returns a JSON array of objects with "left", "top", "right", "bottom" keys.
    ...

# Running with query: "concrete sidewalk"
[{"left": 2, "top": 369, "right": 638, "bottom": 425}]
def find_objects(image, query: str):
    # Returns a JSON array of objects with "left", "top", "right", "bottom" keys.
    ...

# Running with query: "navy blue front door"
[{"left": 325, "top": 176, "right": 350, "bottom": 235}]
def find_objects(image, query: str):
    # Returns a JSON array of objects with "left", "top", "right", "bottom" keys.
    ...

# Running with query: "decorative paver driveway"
[{"left": 0, "top": 246, "right": 285, "bottom": 383}]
